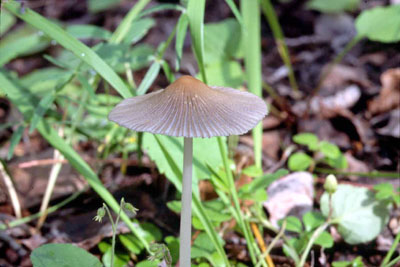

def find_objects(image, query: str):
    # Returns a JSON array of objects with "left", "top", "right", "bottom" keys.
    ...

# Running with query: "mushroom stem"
[{"left": 179, "top": 137, "right": 193, "bottom": 266}]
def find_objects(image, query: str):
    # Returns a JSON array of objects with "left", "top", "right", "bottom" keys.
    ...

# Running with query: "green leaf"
[
  {"left": 324, "top": 153, "right": 348, "bottom": 170},
  {"left": 136, "top": 61, "right": 161, "bottom": 95},
  {"left": 203, "top": 60, "right": 245, "bottom": 88},
  {"left": 136, "top": 261, "right": 159, "bottom": 267},
  {"left": 102, "top": 247, "right": 130, "bottom": 267},
  {"left": 66, "top": 24, "right": 112, "bottom": 40},
  {"left": 293, "top": 133, "right": 319, "bottom": 151},
  {"left": 187, "top": 0, "right": 207, "bottom": 82},
  {"left": 321, "top": 184, "right": 390, "bottom": 244},
  {"left": 4, "top": 1, "right": 133, "bottom": 99},
  {"left": 288, "top": 152, "right": 313, "bottom": 171},
  {"left": 29, "top": 94, "right": 55, "bottom": 133},
  {"left": 314, "top": 231, "right": 334, "bottom": 248},
  {"left": 373, "top": 183, "right": 395, "bottom": 201},
  {"left": 141, "top": 134, "right": 228, "bottom": 262},
  {"left": 242, "top": 165, "right": 263, "bottom": 177},
  {"left": 281, "top": 216, "right": 303, "bottom": 233},
  {"left": 319, "top": 141, "right": 341, "bottom": 159},
  {"left": 119, "top": 234, "right": 143, "bottom": 254},
  {"left": 0, "top": 25, "right": 50, "bottom": 66},
  {"left": 122, "top": 18, "right": 155, "bottom": 44},
  {"left": 88, "top": 0, "right": 122, "bottom": 13},
  {"left": 332, "top": 256, "right": 365, "bottom": 267},
  {"left": 306, "top": 0, "right": 360, "bottom": 13},
  {"left": 0, "top": 9, "right": 16, "bottom": 36},
  {"left": 204, "top": 18, "right": 243, "bottom": 64},
  {"left": 31, "top": 244, "right": 102, "bottom": 267},
  {"left": 8, "top": 125, "right": 25, "bottom": 160},
  {"left": 240, "top": 168, "right": 288, "bottom": 193},
  {"left": 175, "top": 13, "right": 189, "bottom": 71},
  {"left": 355, "top": 5, "right": 400, "bottom": 43},
  {"left": 302, "top": 211, "right": 325, "bottom": 231}
]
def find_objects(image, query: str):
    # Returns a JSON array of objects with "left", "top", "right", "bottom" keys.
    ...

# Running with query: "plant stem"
[
  {"left": 241, "top": 0, "right": 263, "bottom": 169},
  {"left": 313, "top": 36, "right": 361, "bottom": 96},
  {"left": 217, "top": 138, "right": 260, "bottom": 265},
  {"left": 298, "top": 221, "right": 330, "bottom": 267},
  {"left": 385, "top": 256, "right": 400, "bottom": 267},
  {"left": 260, "top": 0, "right": 298, "bottom": 92},
  {"left": 103, "top": 204, "right": 117, "bottom": 267},
  {"left": 179, "top": 137, "right": 193, "bottom": 267},
  {"left": 315, "top": 167, "right": 400, "bottom": 179},
  {"left": 381, "top": 231, "right": 400, "bottom": 267}
]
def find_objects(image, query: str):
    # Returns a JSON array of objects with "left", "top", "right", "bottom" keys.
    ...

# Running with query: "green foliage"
[
  {"left": 88, "top": 0, "right": 123, "bottom": 13},
  {"left": 289, "top": 133, "right": 348, "bottom": 171},
  {"left": 122, "top": 18, "right": 155, "bottom": 44},
  {"left": 355, "top": 5, "right": 400, "bottom": 43},
  {"left": 288, "top": 152, "right": 313, "bottom": 171},
  {"left": 8, "top": 125, "right": 25, "bottom": 160},
  {"left": 332, "top": 256, "right": 365, "bottom": 267},
  {"left": 0, "top": 9, "right": 16, "bottom": 36},
  {"left": 31, "top": 244, "right": 102, "bottom": 267},
  {"left": 306, "top": 0, "right": 360, "bottom": 13},
  {"left": 374, "top": 183, "right": 400, "bottom": 205},
  {"left": 99, "top": 241, "right": 130, "bottom": 267},
  {"left": 321, "top": 184, "right": 390, "bottom": 244},
  {"left": 66, "top": 24, "right": 112, "bottom": 40}
]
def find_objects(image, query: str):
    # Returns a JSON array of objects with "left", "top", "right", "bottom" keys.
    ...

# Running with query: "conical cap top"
[{"left": 109, "top": 76, "right": 267, "bottom": 138}]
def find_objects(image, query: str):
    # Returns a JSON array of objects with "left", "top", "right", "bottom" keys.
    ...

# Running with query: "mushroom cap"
[{"left": 109, "top": 76, "right": 267, "bottom": 138}]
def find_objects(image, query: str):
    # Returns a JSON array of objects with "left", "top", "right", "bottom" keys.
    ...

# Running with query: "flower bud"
[{"left": 324, "top": 174, "right": 338, "bottom": 194}]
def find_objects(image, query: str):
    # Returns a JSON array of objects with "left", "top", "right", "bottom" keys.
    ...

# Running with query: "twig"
[{"left": 0, "top": 161, "right": 21, "bottom": 219}]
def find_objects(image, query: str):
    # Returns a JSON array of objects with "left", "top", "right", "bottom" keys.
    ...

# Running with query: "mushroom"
[{"left": 109, "top": 75, "right": 267, "bottom": 266}]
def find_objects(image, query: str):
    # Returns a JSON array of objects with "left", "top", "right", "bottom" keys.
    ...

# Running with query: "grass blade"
[
  {"left": 224, "top": 0, "right": 244, "bottom": 27},
  {"left": 260, "top": 0, "right": 299, "bottom": 92},
  {"left": 187, "top": 0, "right": 207, "bottom": 83},
  {"left": 3, "top": 0, "right": 133, "bottom": 99},
  {"left": 29, "top": 93, "right": 55, "bottom": 134},
  {"left": 0, "top": 71, "right": 150, "bottom": 251},
  {"left": 136, "top": 61, "right": 161, "bottom": 95},
  {"left": 175, "top": 13, "right": 189, "bottom": 71},
  {"left": 109, "top": 0, "right": 151, "bottom": 44},
  {"left": 7, "top": 125, "right": 25, "bottom": 160},
  {"left": 241, "top": 1, "right": 264, "bottom": 169}
]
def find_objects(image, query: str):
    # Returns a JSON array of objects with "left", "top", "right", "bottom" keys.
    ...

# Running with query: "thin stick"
[
  {"left": 251, "top": 222, "right": 275, "bottom": 267},
  {"left": 36, "top": 149, "right": 64, "bottom": 229},
  {"left": 179, "top": 137, "right": 193, "bottom": 267},
  {"left": 0, "top": 161, "right": 21, "bottom": 219}
]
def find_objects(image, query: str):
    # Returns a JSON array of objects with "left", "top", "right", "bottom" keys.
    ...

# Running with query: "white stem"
[
  {"left": 0, "top": 161, "right": 21, "bottom": 219},
  {"left": 179, "top": 137, "right": 193, "bottom": 267}
]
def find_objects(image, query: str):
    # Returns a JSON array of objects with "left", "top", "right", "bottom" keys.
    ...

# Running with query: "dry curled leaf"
[{"left": 369, "top": 68, "right": 400, "bottom": 114}]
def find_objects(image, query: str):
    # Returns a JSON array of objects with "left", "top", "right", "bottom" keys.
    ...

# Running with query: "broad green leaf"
[
  {"left": 373, "top": 183, "right": 397, "bottom": 202},
  {"left": 0, "top": 25, "right": 50, "bottom": 66},
  {"left": 280, "top": 216, "right": 303, "bottom": 233},
  {"left": 136, "top": 61, "right": 161, "bottom": 95},
  {"left": 319, "top": 141, "right": 341, "bottom": 159},
  {"left": 325, "top": 153, "right": 348, "bottom": 170},
  {"left": 88, "top": 0, "right": 122, "bottom": 13},
  {"left": 332, "top": 256, "right": 365, "bottom": 267},
  {"left": 293, "top": 133, "right": 319, "bottom": 151},
  {"left": 0, "top": 9, "right": 16, "bottom": 36},
  {"left": 204, "top": 18, "right": 243, "bottom": 64},
  {"left": 302, "top": 211, "right": 325, "bottom": 231},
  {"left": 165, "top": 236, "right": 179, "bottom": 265},
  {"left": 314, "top": 230, "right": 334, "bottom": 248},
  {"left": 288, "top": 152, "right": 313, "bottom": 171},
  {"left": 29, "top": 93, "right": 55, "bottom": 133},
  {"left": 240, "top": 189, "right": 267, "bottom": 202},
  {"left": 307, "top": 0, "right": 360, "bottom": 13},
  {"left": 31, "top": 244, "right": 102, "bottom": 267},
  {"left": 66, "top": 24, "right": 112, "bottom": 40},
  {"left": 122, "top": 18, "right": 155, "bottom": 44},
  {"left": 355, "top": 5, "right": 400, "bottom": 43},
  {"left": 102, "top": 247, "right": 130, "bottom": 267},
  {"left": 175, "top": 13, "right": 189, "bottom": 71},
  {"left": 203, "top": 60, "right": 244, "bottom": 88},
  {"left": 142, "top": 134, "right": 224, "bottom": 193},
  {"left": 8, "top": 125, "right": 25, "bottom": 160},
  {"left": 321, "top": 184, "right": 390, "bottom": 244},
  {"left": 119, "top": 234, "right": 143, "bottom": 254},
  {"left": 136, "top": 261, "right": 159, "bottom": 267},
  {"left": 141, "top": 134, "right": 228, "bottom": 261},
  {"left": 4, "top": 1, "right": 133, "bottom": 98}
]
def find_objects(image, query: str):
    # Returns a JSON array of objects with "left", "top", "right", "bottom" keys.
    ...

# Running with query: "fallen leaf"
[{"left": 369, "top": 68, "right": 400, "bottom": 114}]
